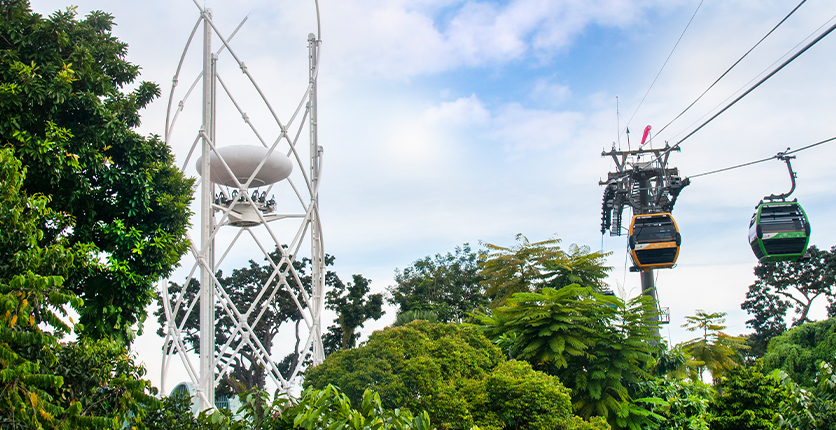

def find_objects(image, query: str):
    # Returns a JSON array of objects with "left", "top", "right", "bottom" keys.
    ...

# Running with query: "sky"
[{"left": 27, "top": 0, "right": 836, "bottom": 392}]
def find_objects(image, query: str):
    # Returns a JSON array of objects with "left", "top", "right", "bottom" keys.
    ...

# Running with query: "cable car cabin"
[
  {"left": 628, "top": 213, "right": 681, "bottom": 271},
  {"left": 749, "top": 201, "right": 810, "bottom": 262}
]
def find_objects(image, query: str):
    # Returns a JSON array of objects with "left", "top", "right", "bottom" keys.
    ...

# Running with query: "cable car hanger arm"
[{"left": 765, "top": 150, "right": 796, "bottom": 201}]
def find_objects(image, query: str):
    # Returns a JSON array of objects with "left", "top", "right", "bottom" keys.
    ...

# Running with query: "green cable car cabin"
[
  {"left": 628, "top": 212, "right": 681, "bottom": 271},
  {"left": 748, "top": 201, "right": 810, "bottom": 262}
]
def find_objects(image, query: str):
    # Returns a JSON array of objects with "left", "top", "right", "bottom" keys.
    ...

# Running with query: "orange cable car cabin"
[{"left": 628, "top": 212, "right": 681, "bottom": 271}]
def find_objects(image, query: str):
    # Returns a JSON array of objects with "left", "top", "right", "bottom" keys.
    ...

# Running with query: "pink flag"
[{"left": 640, "top": 125, "right": 651, "bottom": 146}]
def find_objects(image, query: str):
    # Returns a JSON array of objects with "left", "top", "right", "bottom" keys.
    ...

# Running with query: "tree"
[
  {"left": 475, "top": 285, "right": 664, "bottom": 430},
  {"left": 275, "top": 385, "right": 433, "bottom": 430},
  {"left": 392, "top": 309, "right": 439, "bottom": 327},
  {"left": 775, "top": 360, "right": 836, "bottom": 430},
  {"left": 0, "top": 148, "right": 157, "bottom": 429},
  {"left": 140, "top": 385, "right": 435, "bottom": 430},
  {"left": 479, "top": 235, "right": 611, "bottom": 307},
  {"left": 0, "top": 1, "right": 194, "bottom": 343},
  {"left": 305, "top": 321, "right": 504, "bottom": 429},
  {"left": 742, "top": 245, "right": 836, "bottom": 358},
  {"left": 459, "top": 360, "right": 577, "bottom": 430},
  {"left": 762, "top": 317, "right": 836, "bottom": 388},
  {"left": 679, "top": 311, "right": 746, "bottom": 383},
  {"left": 305, "top": 321, "right": 597, "bottom": 430},
  {"left": 323, "top": 274, "right": 385, "bottom": 354},
  {"left": 707, "top": 361, "right": 788, "bottom": 430},
  {"left": 639, "top": 377, "right": 714, "bottom": 430},
  {"left": 140, "top": 391, "right": 203, "bottom": 430},
  {"left": 651, "top": 342, "right": 701, "bottom": 381},
  {"left": 387, "top": 243, "right": 487, "bottom": 323}
]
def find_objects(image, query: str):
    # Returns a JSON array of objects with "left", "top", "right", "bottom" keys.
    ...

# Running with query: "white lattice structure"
[{"left": 159, "top": 1, "right": 324, "bottom": 411}]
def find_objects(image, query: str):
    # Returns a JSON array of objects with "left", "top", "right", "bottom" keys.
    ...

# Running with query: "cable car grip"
[{"left": 765, "top": 149, "right": 796, "bottom": 201}]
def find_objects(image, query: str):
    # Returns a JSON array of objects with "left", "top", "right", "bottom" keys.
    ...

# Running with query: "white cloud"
[
  {"left": 319, "top": 0, "right": 676, "bottom": 79},
  {"left": 423, "top": 94, "right": 490, "bottom": 125},
  {"left": 530, "top": 78, "right": 572, "bottom": 105},
  {"left": 490, "top": 103, "right": 585, "bottom": 152}
]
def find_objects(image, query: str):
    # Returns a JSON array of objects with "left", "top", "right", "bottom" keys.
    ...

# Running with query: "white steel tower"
[{"left": 159, "top": 1, "right": 324, "bottom": 411}]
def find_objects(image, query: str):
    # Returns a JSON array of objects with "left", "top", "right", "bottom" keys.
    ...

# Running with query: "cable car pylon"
[{"left": 599, "top": 138, "right": 689, "bottom": 329}]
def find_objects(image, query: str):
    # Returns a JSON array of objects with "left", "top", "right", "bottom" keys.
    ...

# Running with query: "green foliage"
[
  {"left": 392, "top": 309, "right": 439, "bottom": 327},
  {"left": 475, "top": 285, "right": 664, "bottom": 429},
  {"left": 325, "top": 274, "right": 385, "bottom": 352},
  {"left": 763, "top": 317, "right": 836, "bottom": 388},
  {"left": 281, "top": 385, "right": 432, "bottom": 430},
  {"left": 459, "top": 360, "right": 575, "bottom": 430},
  {"left": 775, "top": 360, "right": 836, "bottom": 430},
  {"left": 0, "top": 147, "right": 157, "bottom": 429},
  {"left": 53, "top": 337, "right": 158, "bottom": 426},
  {"left": 479, "top": 235, "right": 611, "bottom": 307},
  {"left": 680, "top": 311, "right": 746, "bottom": 383},
  {"left": 387, "top": 243, "right": 487, "bottom": 323},
  {"left": 640, "top": 377, "right": 714, "bottom": 430},
  {"left": 0, "top": 0, "right": 193, "bottom": 343},
  {"left": 565, "top": 416, "right": 611, "bottom": 430},
  {"left": 141, "top": 391, "right": 203, "bottom": 430},
  {"left": 707, "top": 361, "right": 787, "bottom": 430},
  {"left": 140, "top": 385, "right": 433, "bottom": 430},
  {"left": 305, "top": 321, "right": 503, "bottom": 429},
  {"left": 652, "top": 342, "right": 701, "bottom": 380},
  {"left": 305, "top": 321, "right": 594, "bottom": 429},
  {"left": 742, "top": 245, "right": 836, "bottom": 359}
]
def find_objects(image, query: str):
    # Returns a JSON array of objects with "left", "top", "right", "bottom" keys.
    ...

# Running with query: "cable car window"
[
  {"left": 634, "top": 219, "right": 676, "bottom": 242},
  {"left": 759, "top": 205, "right": 804, "bottom": 233}
]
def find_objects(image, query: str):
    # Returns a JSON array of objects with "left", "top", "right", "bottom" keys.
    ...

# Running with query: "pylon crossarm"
[
  {"left": 234, "top": 255, "right": 287, "bottom": 327},
  {"left": 189, "top": 2, "right": 287, "bottom": 131},
  {"left": 202, "top": 16, "right": 287, "bottom": 131},
  {"left": 167, "top": 14, "right": 247, "bottom": 143},
  {"left": 172, "top": 283, "right": 200, "bottom": 337}
]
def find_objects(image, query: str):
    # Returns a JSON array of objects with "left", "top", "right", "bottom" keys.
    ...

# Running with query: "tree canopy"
[
  {"left": 478, "top": 235, "right": 611, "bottom": 307},
  {"left": 680, "top": 311, "right": 746, "bottom": 383},
  {"left": 707, "top": 361, "right": 788, "bottom": 430},
  {"left": 741, "top": 245, "right": 836, "bottom": 358},
  {"left": 762, "top": 317, "right": 836, "bottom": 388},
  {"left": 324, "top": 273, "right": 384, "bottom": 354},
  {"left": 305, "top": 321, "right": 505, "bottom": 428},
  {"left": 304, "top": 321, "right": 603, "bottom": 430},
  {"left": 0, "top": 0, "right": 193, "bottom": 343},
  {"left": 0, "top": 147, "right": 157, "bottom": 429},
  {"left": 475, "top": 284, "right": 663, "bottom": 429},
  {"left": 386, "top": 243, "right": 487, "bottom": 323}
]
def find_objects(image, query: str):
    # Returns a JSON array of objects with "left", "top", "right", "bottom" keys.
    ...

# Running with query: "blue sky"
[{"left": 28, "top": 0, "right": 836, "bottom": 390}]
